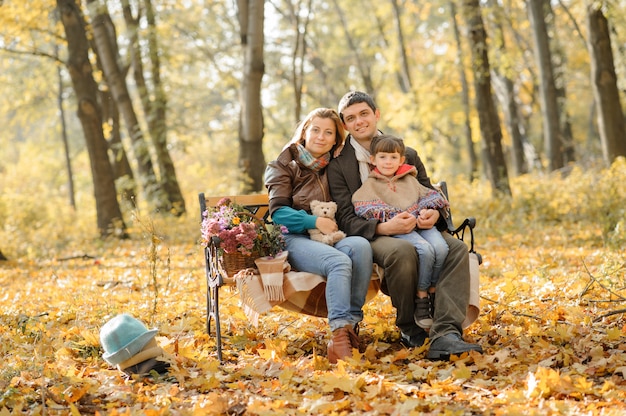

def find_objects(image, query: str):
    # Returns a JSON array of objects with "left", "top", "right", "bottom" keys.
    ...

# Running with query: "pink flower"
[{"left": 200, "top": 200, "right": 286, "bottom": 257}]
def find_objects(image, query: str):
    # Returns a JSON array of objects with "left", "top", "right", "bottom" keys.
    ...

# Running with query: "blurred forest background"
[{"left": 1, "top": 0, "right": 625, "bottom": 257}]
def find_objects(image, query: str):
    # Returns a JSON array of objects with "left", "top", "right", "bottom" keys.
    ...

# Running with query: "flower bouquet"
[{"left": 201, "top": 197, "right": 286, "bottom": 275}]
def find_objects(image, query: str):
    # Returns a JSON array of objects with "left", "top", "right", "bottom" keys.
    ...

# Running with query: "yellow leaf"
[
  {"left": 408, "top": 363, "right": 430, "bottom": 380},
  {"left": 64, "top": 385, "right": 90, "bottom": 404},
  {"left": 606, "top": 327, "right": 621, "bottom": 341},
  {"left": 69, "top": 403, "right": 81, "bottom": 416},
  {"left": 80, "top": 329, "right": 101, "bottom": 346},
  {"left": 317, "top": 373, "right": 364, "bottom": 394},
  {"left": 452, "top": 362, "right": 472, "bottom": 380},
  {"left": 257, "top": 348, "right": 276, "bottom": 360},
  {"left": 278, "top": 367, "right": 293, "bottom": 384}
]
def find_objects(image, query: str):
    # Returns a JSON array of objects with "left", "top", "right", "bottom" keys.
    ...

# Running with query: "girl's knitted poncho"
[{"left": 352, "top": 164, "right": 449, "bottom": 222}]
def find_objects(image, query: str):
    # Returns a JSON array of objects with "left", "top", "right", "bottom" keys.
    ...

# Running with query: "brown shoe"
[
  {"left": 347, "top": 324, "right": 364, "bottom": 353},
  {"left": 328, "top": 326, "right": 354, "bottom": 363}
]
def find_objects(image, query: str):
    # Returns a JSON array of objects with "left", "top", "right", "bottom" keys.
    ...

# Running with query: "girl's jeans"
[
  {"left": 394, "top": 228, "right": 449, "bottom": 292},
  {"left": 283, "top": 233, "right": 373, "bottom": 331}
]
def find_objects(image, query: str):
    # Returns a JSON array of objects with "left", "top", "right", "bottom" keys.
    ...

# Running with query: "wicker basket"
[
  {"left": 213, "top": 211, "right": 265, "bottom": 276},
  {"left": 221, "top": 251, "right": 258, "bottom": 276}
]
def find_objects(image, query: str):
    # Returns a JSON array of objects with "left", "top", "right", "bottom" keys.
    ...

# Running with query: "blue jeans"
[
  {"left": 394, "top": 228, "right": 448, "bottom": 291},
  {"left": 283, "top": 233, "right": 373, "bottom": 331}
]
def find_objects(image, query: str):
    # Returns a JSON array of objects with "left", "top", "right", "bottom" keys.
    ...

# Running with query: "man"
[{"left": 327, "top": 91, "right": 482, "bottom": 360}]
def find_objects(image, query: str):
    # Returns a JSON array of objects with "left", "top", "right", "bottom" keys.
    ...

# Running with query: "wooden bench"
[{"left": 199, "top": 182, "right": 481, "bottom": 362}]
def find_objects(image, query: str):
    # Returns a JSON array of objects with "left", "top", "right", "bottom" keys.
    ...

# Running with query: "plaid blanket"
[{"left": 234, "top": 260, "right": 480, "bottom": 329}]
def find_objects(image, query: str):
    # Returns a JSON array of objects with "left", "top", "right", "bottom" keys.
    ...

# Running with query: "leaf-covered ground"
[{"left": 1, "top": 164, "right": 626, "bottom": 415}]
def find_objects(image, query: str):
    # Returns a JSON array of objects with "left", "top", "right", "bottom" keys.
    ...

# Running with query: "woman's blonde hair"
[{"left": 289, "top": 108, "right": 346, "bottom": 156}]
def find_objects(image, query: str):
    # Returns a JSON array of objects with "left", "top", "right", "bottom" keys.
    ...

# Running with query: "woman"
[{"left": 265, "top": 107, "right": 373, "bottom": 363}]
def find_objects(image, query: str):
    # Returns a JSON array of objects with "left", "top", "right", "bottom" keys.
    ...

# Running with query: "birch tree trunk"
[{"left": 57, "top": 0, "right": 126, "bottom": 238}]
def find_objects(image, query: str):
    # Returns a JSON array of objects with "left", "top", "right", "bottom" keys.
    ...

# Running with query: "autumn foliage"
[{"left": 1, "top": 160, "right": 626, "bottom": 415}]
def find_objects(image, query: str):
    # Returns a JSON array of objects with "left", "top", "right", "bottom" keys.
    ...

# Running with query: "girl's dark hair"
[{"left": 370, "top": 134, "right": 405, "bottom": 156}]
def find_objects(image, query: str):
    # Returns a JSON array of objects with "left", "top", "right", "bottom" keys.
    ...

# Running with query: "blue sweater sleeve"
[{"left": 271, "top": 206, "right": 318, "bottom": 234}]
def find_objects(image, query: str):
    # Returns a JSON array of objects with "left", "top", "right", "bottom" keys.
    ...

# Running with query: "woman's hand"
[
  {"left": 416, "top": 209, "right": 439, "bottom": 229},
  {"left": 315, "top": 217, "right": 339, "bottom": 235}
]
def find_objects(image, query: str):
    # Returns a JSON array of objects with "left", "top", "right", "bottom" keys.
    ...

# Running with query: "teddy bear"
[{"left": 308, "top": 200, "right": 346, "bottom": 246}]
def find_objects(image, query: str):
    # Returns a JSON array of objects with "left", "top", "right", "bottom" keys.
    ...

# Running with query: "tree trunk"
[
  {"left": 460, "top": 0, "right": 511, "bottom": 195},
  {"left": 56, "top": 43, "right": 76, "bottom": 209},
  {"left": 546, "top": 1, "right": 576, "bottom": 165},
  {"left": 587, "top": 5, "right": 626, "bottom": 165},
  {"left": 487, "top": 0, "right": 527, "bottom": 176},
  {"left": 87, "top": 0, "right": 164, "bottom": 211},
  {"left": 90, "top": 7, "right": 136, "bottom": 206},
  {"left": 101, "top": 87, "right": 137, "bottom": 205},
  {"left": 450, "top": 1, "right": 477, "bottom": 181},
  {"left": 284, "top": 0, "right": 312, "bottom": 123},
  {"left": 390, "top": 0, "right": 412, "bottom": 93},
  {"left": 140, "top": 0, "right": 186, "bottom": 215},
  {"left": 238, "top": 0, "right": 266, "bottom": 193},
  {"left": 86, "top": 4, "right": 136, "bottom": 204},
  {"left": 527, "top": 0, "right": 563, "bottom": 171},
  {"left": 57, "top": 0, "right": 126, "bottom": 238},
  {"left": 331, "top": 0, "right": 375, "bottom": 95}
]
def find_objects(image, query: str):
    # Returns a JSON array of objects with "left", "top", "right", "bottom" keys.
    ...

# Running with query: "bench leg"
[
  {"left": 206, "top": 283, "right": 224, "bottom": 363},
  {"left": 205, "top": 246, "right": 224, "bottom": 363}
]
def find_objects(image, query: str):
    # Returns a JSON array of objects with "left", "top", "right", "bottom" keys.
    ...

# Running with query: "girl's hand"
[{"left": 417, "top": 209, "right": 439, "bottom": 229}]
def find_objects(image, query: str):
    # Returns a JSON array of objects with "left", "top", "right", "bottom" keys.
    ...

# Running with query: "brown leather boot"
[
  {"left": 347, "top": 324, "right": 364, "bottom": 353},
  {"left": 327, "top": 326, "right": 353, "bottom": 363}
]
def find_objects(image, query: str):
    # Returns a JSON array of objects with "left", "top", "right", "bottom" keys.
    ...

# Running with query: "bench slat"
[{"left": 201, "top": 194, "right": 270, "bottom": 222}]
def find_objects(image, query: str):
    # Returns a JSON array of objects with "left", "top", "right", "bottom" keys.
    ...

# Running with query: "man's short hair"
[{"left": 337, "top": 91, "right": 377, "bottom": 122}]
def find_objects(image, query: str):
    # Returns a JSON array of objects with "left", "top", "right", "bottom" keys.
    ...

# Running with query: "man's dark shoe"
[
  {"left": 400, "top": 331, "right": 428, "bottom": 348},
  {"left": 426, "top": 333, "right": 482, "bottom": 360}
]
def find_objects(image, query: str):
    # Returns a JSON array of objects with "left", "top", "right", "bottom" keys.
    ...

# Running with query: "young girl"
[{"left": 352, "top": 134, "right": 449, "bottom": 330}]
